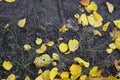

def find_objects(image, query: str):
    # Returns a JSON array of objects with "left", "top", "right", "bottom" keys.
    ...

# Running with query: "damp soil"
[{"left": 0, "top": 0, "right": 120, "bottom": 79}]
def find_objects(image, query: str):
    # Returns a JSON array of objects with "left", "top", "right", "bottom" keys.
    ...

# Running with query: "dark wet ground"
[{"left": 0, "top": 0, "right": 120, "bottom": 79}]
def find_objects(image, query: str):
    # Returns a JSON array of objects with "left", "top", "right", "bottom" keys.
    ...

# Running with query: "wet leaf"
[
  {"left": 36, "top": 44, "right": 47, "bottom": 54},
  {"left": 93, "top": 30, "right": 102, "bottom": 37},
  {"left": 68, "top": 39, "right": 79, "bottom": 52},
  {"left": 89, "top": 66, "right": 103, "bottom": 77},
  {"left": 52, "top": 53, "right": 59, "bottom": 60},
  {"left": 46, "top": 41, "right": 54, "bottom": 46},
  {"left": 5, "top": 0, "right": 15, "bottom": 2},
  {"left": 34, "top": 54, "right": 53, "bottom": 67},
  {"left": 113, "top": 20, "right": 120, "bottom": 28},
  {"left": 7, "top": 74, "right": 16, "bottom": 80},
  {"left": 2, "top": 61, "right": 13, "bottom": 71},
  {"left": 80, "top": 0, "right": 90, "bottom": 6},
  {"left": 25, "top": 75, "right": 31, "bottom": 80},
  {"left": 60, "top": 71, "right": 69, "bottom": 79},
  {"left": 78, "top": 14, "right": 88, "bottom": 26},
  {"left": 74, "top": 57, "right": 90, "bottom": 68},
  {"left": 86, "top": 1, "right": 98, "bottom": 13},
  {"left": 23, "top": 44, "right": 31, "bottom": 51},
  {"left": 35, "top": 38, "right": 42, "bottom": 45},
  {"left": 18, "top": 18, "right": 26, "bottom": 28},
  {"left": 106, "top": 2, "right": 114, "bottom": 13},
  {"left": 50, "top": 67, "right": 58, "bottom": 80},
  {"left": 59, "top": 42, "right": 68, "bottom": 53},
  {"left": 102, "top": 22, "right": 111, "bottom": 32},
  {"left": 59, "top": 25, "right": 69, "bottom": 33}
]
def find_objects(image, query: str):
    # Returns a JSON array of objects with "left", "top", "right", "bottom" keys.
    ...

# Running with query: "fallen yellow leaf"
[
  {"left": 93, "top": 12, "right": 103, "bottom": 22},
  {"left": 2, "top": 61, "right": 13, "bottom": 71},
  {"left": 80, "top": 0, "right": 90, "bottom": 6},
  {"left": 46, "top": 41, "right": 54, "bottom": 46},
  {"left": 68, "top": 39, "right": 79, "bottom": 52},
  {"left": 52, "top": 61, "right": 57, "bottom": 66},
  {"left": 36, "top": 44, "right": 47, "bottom": 54},
  {"left": 59, "top": 25, "right": 68, "bottom": 33},
  {"left": 74, "top": 13, "right": 80, "bottom": 19},
  {"left": 60, "top": 71, "right": 69, "bottom": 79},
  {"left": 59, "top": 42, "right": 68, "bottom": 53},
  {"left": 74, "top": 57, "right": 90, "bottom": 68},
  {"left": 52, "top": 53, "right": 59, "bottom": 60},
  {"left": 23, "top": 44, "right": 31, "bottom": 51},
  {"left": 115, "top": 37, "right": 120, "bottom": 50},
  {"left": 25, "top": 75, "right": 31, "bottom": 80},
  {"left": 34, "top": 54, "right": 53, "bottom": 67},
  {"left": 5, "top": 0, "right": 15, "bottom": 3},
  {"left": 79, "top": 75, "right": 87, "bottom": 80},
  {"left": 7, "top": 74, "right": 16, "bottom": 80},
  {"left": 35, "top": 38, "right": 42, "bottom": 45},
  {"left": 102, "top": 22, "right": 111, "bottom": 32},
  {"left": 108, "top": 43, "right": 116, "bottom": 49},
  {"left": 86, "top": 1, "right": 98, "bottom": 13},
  {"left": 113, "top": 20, "right": 120, "bottom": 28},
  {"left": 18, "top": 18, "right": 26, "bottom": 28},
  {"left": 78, "top": 14, "right": 88, "bottom": 26},
  {"left": 106, "top": 2, "right": 114, "bottom": 13},
  {"left": 106, "top": 48, "right": 113, "bottom": 54},
  {"left": 93, "top": 30, "right": 102, "bottom": 37},
  {"left": 50, "top": 67, "right": 58, "bottom": 80}
]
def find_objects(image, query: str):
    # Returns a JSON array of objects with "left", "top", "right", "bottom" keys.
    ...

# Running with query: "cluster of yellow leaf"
[{"left": 59, "top": 39, "right": 79, "bottom": 54}]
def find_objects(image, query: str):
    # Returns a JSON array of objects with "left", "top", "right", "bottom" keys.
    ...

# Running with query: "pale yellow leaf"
[
  {"left": 113, "top": 20, "right": 120, "bottom": 28},
  {"left": 74, "top": 13, "right": 80, "bottom": 19},
  {"left": 108, "top": 43, "right": 116, "bottom": 49},
  {"left": 93, "top": 30, "right": 102, "bottom": 37},
  {"left": 79, "top": 75, "right": 87, "bottom": 80},
  {"left": 7, "top": 74, "right": 16, "bottom": 80},
  {"left": 46, "top": 41, "right": 54, "bottom": 46},
  {"left": 34, "top": 54, "right": 53, "bottom": 67},
  {"left": 93, "top": 12, "right": 103, "bottom": 22},
  {"left": 52, "top": 53, "right": 59, "bottom": 60},
  {"left": 106, "top": 48, "right": 113, "bottom": 54},
  {"left": 38, "top": 69, "right": 43, "bottom": 74},
  {"left": 106, "top": 2, "right": 114, "bottom": 13},
  {"left": 25, "top": 75, "right": 31, "bottom": 80},
  {"left": 18, "top": 18, "right": 26, "bottom": 27},
  {"left": 36, "top": 44, "right": 47, "bottom": 54},
  {"left": 5, "top": 0, "right": 15, "bottom": 2},
  {"left": 68, "top": 39, "right": 79, "bottom": 52},
  {"left": 52, "top": 61, "right": 57, "bottom": 66},
  {"left": 23, "top": 44, "right": 31, "bottom": 51},
  {"left": 35, "top": 38, "right": 42, "bottom": 45},
  {"left": 2, "top": 61, "right": 13, "bottom": 71},
  {"left": 78, "top": 14, "right": 88, "bottom": 26}
]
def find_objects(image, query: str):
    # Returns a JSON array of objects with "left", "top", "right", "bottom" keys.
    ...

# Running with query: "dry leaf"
[
  {"left": 68, "top": 39, "right": 79, "bottom": 52},
  {"left": 59, "top": 25, "right": 68, "bottom": 33},
  {"left": 50, "top": 67, "right": 58, "bottom": 80},
  {"left": 74, "top": 57, "right": 90, "bottom": 68},
  {"left": 93, "top": 12, "right": 103, "bottom": 22},
  {"left": 108, "top": 43, "right": 116, "bottom": 49},
  {"left": 59, "top": 42, "right": 68, "bottom": 53},
  {"left": 52, "top": 61, "right": 57, "bottom": 66},
  {"left": 102, "top": 22, "right": 111, "bottom": 32},
  {"left": 79, "top": 75, "right": 87, "bottom": 80},
  {"left": 110, "top": 28, "right": 120, "bottom": 41},
  {"left": 5, "top": 0, "right": 15, "bottom": 2},
  {"left": 89, "top": 78, "right": 102, "bottom": 80},
  {"left": 38, "top": 69, "right": 43, "bottom": 74},
  {"left": 25, "top": 75, "right": 31, "bottom": 80},
  {"left": 2, "top": 61, "right": 13, "bottom": 71},
  {"left": 74, "top": 13, "right": 80, "bottom": 19},
  {"left": 34, "top": 54, "right": 53, "bottom": 67},
  {"left": 23, "top": 44, "right": 31, "bottom": 51},
  {"left": 93, "top": 30, "right": 102, "bottom": 37},
  {"left": 106, "top": 2, "right": 114, "bottom": 13},
  {"left": 36, "top": 44, "right": 47, "bottom": 54},
  {"left": 52, "top": 53, "right": 59, "bottom": 61},
  {"left": 18, "top": 18, "right": 26, "bottom": 28},
  {"left": 80, "top": 0, "right": 90, "bottom": 6},
  {"left": 35, "top": 38, "right": 42, "bottom": 45},
  {"left": 78, "top": 14, "right": 88, "bottom": 26},
  {"left": 113, "top": 20, "right": 120, "bottom": 28},
  {"left": 114, "top": 60, "right": 120, "bottom": 71},
  {"left": 86, "top": 1, "right": 98, "bottom": 13},
  {"left": 7, "top": 74, "right": 16, "bottom": 80}
]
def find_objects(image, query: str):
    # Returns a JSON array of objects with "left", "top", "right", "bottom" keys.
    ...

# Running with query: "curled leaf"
[
  {"left": 59, "top": 42, "right": 68, "bottom": 53},
  {"left": 102, "top": 22, "right": 111, "bottom": 32},
  {"left": 74, "top": 57, "right": 90, "bottom": 68},
  {"left": 86, "top": 1, "right": 98, "bottom": 13},
  {"left": 106, "top": 2, "right": 114, "bottom": 13},
  {"left": 2, "top": 61, "right": 13, "bottom": 71},
  {"left": 68, "top": 39, "right": 79, "bottom": 52},
  {"left": 36, "top": 44, "right": 47, "bottom": 54},
  {"left": 18, "top": 18, "right": 26, "bottom": 28},
  {"left": 78, "top": 14, "right": 88, "bottom": 26},
  {"left": 46, "top": 41, "right": 54, "bottom": 46},
  {"left": 93, "top": 30, "right": 102, "bottom": 37},
  {"left": 34, "top": 54, "right": 53, "bottom": 67}
]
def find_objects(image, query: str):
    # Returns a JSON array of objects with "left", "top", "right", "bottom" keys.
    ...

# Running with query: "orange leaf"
[{"left": 80, "top": 0, "right": 90, "bottom": 6}]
